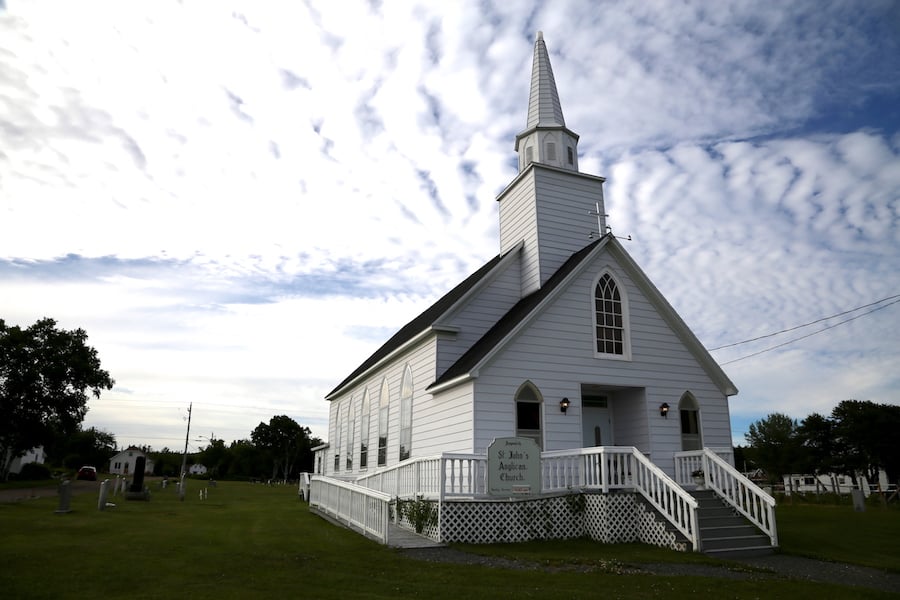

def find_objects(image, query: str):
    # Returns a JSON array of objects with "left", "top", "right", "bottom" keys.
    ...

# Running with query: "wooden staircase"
[{"left": 692, "top": 489, "right": 776, "bottom": 558}]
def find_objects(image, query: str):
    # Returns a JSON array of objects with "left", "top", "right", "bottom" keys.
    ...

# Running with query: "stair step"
[
  {"left": 700, "top": 515, "right": 748, "bottom": 526},
  {"left": 703, "top": 545, "right": 777, "bottom": 559},
  {"left": 689, "top": 488, "right": 777, "bottom": 557},
  {"left": 701, "top": 534, "right": 770, "bottom": 551},
  {"left": 701, "top": 524, "right": 760, "bottom": 537}
]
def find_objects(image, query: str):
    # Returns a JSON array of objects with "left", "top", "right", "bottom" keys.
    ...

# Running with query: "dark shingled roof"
[
  {"left": 429, "top": 238, "right": 603, "bottom": 390},
  {"left": 325, "top": 252, "right": 506, "bottom": 399}
]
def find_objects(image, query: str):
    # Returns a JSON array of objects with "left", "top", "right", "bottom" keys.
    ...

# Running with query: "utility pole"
[{"left": 179, "top": 403, "right": 192, "bottom": 501}]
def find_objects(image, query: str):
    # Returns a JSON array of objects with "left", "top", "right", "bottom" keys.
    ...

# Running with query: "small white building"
[
  {"left": 189, "top": 463, "right": 208, "bottom": 476},
  {"left": 783, "top": 471, "right": 892, "bottom": 497},
  {"left": 109, "top": 447, "right": 154, "bottom": 476},
  {"left": 6, "top": 446, "right": 46, "bottom": 475}
]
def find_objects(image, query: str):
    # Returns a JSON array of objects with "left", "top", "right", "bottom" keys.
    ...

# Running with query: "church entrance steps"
[{"left": 691, "top": 489, "right": 776, "bottom": 558}]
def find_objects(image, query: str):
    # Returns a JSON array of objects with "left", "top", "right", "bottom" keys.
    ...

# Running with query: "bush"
[{"left": 17, "top": 463, "right": 52, "bottom": 481}]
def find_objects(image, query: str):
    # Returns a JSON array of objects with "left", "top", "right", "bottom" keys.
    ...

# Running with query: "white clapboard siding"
[
  {"left": 499, "top": 165, "right": 606, "bottom": 296},
  {"left": 471, "top": 247, "right": 732, "bottom": 475},
  {"left": 533, "top": 167, "right": 606, "bottom": 286},
  {"left": 326, "top": 337, "right": 436, "bottom": 477},
  {"left": 436, "top": 256, "right": 522, "bottom": 374}
]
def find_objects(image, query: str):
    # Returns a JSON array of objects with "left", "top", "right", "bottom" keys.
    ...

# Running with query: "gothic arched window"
[
  {"left": 399, "top": 365, "right": 413, "bottom": 461},
  {"left": 593, "top": 272, "right": 629, "bottom": 358}
]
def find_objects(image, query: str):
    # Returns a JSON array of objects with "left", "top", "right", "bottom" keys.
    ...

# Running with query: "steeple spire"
[
  {"left": 515, "top": 32, "right": 580, "bottom": 173},
  {"left": 526, "top": 31, "right": 566, "bottom": 129}
]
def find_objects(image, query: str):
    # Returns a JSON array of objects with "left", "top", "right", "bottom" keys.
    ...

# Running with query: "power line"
[
  {"left": 710, "top": 293, "right": 900, "bottom": 351},
  {"left": 719, "top": 297, "right": 900, "bottom": 365}
]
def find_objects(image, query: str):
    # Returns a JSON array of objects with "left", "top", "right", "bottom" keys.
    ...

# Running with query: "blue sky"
[{"left": 1, "top": 0, "right": 898, "bottom": 451}]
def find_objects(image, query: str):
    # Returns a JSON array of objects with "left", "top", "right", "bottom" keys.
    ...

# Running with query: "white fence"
[
  {"left": 675, "top": 448, "right": 778, "bottom": 547},
  {"left": 538, "top": 447, "right": 698, "bottom": 549},
  {"left": 309, "top": 476, "right": 392, "bottom": 544},
  {"left": 317, "top": 446, "right": 707, "bottom": 550}
]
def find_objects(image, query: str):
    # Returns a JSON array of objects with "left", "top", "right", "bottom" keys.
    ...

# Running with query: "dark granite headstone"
[{"left": 129, "top": 456, "right": 146, "bottom": 492}]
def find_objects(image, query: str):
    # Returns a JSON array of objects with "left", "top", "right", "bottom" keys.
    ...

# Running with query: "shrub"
[{"left": 17, "top": 463, "right": 52, "bottom": 481}]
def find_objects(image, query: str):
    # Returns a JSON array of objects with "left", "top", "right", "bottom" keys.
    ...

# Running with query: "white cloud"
[{"left": 0, "top": 0, "right": 898, "bottom": 448}]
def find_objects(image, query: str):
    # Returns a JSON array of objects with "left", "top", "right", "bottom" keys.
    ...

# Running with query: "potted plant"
[{"left": 691, "top": 469, "right": 705, "bottom": 488}]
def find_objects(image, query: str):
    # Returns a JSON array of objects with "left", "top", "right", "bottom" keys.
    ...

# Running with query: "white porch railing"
[
  {"left": 343, "top": 447, "right": 700, "bottom": 550},
  {"left": 540, "top": 447, "right": 699, "bottom": 550},
  {"left": 309, "top": 475, "right": 392, "bottom": 544},
  {"left": 675, "top": 448, "right": 778, "bottom": 547}
]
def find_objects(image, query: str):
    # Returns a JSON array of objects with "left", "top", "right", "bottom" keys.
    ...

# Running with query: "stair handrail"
[
  {"left": 702, "top": 449, "right": 778, "bottom": 547},
  {"left": 629, "top": 448, "right": 700, "bottom": 552}
]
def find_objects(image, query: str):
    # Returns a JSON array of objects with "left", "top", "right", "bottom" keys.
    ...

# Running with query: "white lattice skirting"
[{"left": 398, "top": 492, "right": 688, "bottom": 551}]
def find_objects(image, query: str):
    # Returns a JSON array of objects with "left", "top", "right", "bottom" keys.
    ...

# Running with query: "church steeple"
[
  {"left": 515, "top": 32, "right": 580, "bottom": 173},
  {"left": 498, "top": 32, "right": 606, "bottom": 297}
]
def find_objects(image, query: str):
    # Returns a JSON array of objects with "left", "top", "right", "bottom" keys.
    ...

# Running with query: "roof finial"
[{"left": 536, "top": 31, "right": 543, "bottom": 41}]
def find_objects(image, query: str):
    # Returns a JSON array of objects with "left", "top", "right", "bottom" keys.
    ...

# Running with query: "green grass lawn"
[
  {"left": 775, "top": 502, "right": 900, "bottom": 571},
  {"left": 0, "top": 480, "right": 896, "bottom": 599}
]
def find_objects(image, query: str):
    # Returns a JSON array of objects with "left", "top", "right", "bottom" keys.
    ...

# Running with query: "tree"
[
  {"left": 744, "top": 413, "right": 803, "bottom": 487},
  {"left": 796, "top": 413, "right": 837, "bottom": 493},
  {"left": 251, "top": 415, "right": 315, "bottom": 481},
  {"left": 46, "top": 426, "right": 118, "bottom": 470},
  {"left": 198, "top": 437, "right": 228, "bottom": 478},
  {"left": 0, "top": 318, "right": 114, "bottom": 480},
  {"left": 831, "top": 400, "right": 900, "bottom": 489}
]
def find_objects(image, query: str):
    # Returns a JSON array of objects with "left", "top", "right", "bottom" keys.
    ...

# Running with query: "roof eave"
[
  {"left": 606, "top": 238, "right": 739, "bottom": 396},
  {"left": 325, "top": 327, "right": 434, "bottom": 400}
]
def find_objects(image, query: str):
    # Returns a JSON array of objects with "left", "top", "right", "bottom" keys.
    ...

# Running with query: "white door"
[{"left": 582, "top": 394, "right": 611, "bottom": 447}]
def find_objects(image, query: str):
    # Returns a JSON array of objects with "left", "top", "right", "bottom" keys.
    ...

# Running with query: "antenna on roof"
[
  {"left": 588, "top": 202, "right": 632, "bottom": 241},
  {"left": 588, "top": 202, "right": 608, "bottom": 239}
]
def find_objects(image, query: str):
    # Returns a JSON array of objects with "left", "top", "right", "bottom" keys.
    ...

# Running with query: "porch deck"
[{"left": 309, "top": 446, "right": 777, "bottom": 555}]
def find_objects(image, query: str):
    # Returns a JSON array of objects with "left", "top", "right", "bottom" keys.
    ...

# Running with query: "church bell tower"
[{"left": 498, "top": 32, "right": 608, "bottom": 296}]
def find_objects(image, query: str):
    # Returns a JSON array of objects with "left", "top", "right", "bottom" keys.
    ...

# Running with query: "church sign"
[{"left": 487, "top": 437, "right": 542, "bottom": 496}]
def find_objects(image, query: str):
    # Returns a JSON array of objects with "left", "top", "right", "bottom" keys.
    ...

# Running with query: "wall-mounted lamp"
[
  {"left": 559, "top": 397, "right": 570, "bottom": 413},
  {"left": 659, "top": 403, "right": 670, "bottom": 418}
]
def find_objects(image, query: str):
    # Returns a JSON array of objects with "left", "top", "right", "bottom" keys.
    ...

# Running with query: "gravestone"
[
  {"left": 851, "top": 488, "right": 866, "bottom": 512},
  {"left": 55, "top": 480, "right": 72, "bottom": 514},
  {"left": 129, "top": 456, "right": 146, "bottom": 492},
  {"left": 124, "top": 456, "right": 151, "bottom": 501},
  {"left": 98, "top": 479, "right": 110, "bottom": 510}
]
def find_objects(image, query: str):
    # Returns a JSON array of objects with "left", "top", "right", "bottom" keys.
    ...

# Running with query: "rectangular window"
[{"left": 567, "top": 146, "right": 574, "bottom": 165}]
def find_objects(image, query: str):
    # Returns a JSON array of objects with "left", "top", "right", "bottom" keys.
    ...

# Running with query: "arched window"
[
  {"left": 346, "top": 398, "right": 355, "bottom": 471},
  {"left": 679, "top": 392, "right": 702, "bottom": 451},
  {"left": 399, "top": 365, "right": 413, "bottom": 461},
  {"left": 360, "top": 389, "right": 370, "bottom": 469},
  {"left": 515, "top": 381, "right": 543, "bottom": 450},
  {"left": 377, "top": 378, "right": 389, "bottom": 466},
  {"left": 593, "top": 272, "right": 629, "bottom": 358},
  {"left": 333, "top": 401, "right": 342, "bottom": 472}
]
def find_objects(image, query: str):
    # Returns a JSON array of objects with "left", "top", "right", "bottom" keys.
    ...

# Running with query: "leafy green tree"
[
  {"left": 744, "top": 413, "right": 803, "bottom": 487},
  {"left": 225, "top": 439, "right": 267, "bottom": 480},
  {"left": 48, "top": 426, "right": 117, "bottom": 471},
  {"left": 0, "top": 318, "right": 114, "bottom": 480},
  {"left": 151, "top": 448, "right": 183, "bottom": 477},
  {"left": 198, "top": 437, "right": 228, "bottom": 478},
  {"left": 831, "top": 400, "right": 900, "bottom": 489},
  {"left": 251, "top": 415, "right": 316, "bottom": 481}
]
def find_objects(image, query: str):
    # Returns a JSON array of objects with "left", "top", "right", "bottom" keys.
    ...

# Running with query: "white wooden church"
[{"left": 310, "top": 33, "right": 777, "bottom": 557}]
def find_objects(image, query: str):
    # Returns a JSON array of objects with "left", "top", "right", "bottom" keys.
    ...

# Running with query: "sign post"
[{"left": 487, "top": 437, "right": 541, "bottom": 497}]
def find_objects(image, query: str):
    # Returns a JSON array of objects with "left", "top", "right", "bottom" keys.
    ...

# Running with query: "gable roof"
[
  {"left": 428, "top": 238, "right": 603, "bottom": 390},
  {"left": 428, "top": 236, "right": 738, "bottom": 397},
  {"left": 324, "top": 251, "right": 507, "bottom": 399}
]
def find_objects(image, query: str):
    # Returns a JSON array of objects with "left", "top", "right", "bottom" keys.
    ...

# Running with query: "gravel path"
[{"left": 399, "top": 546, "right": 900, "bottom": 594}]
